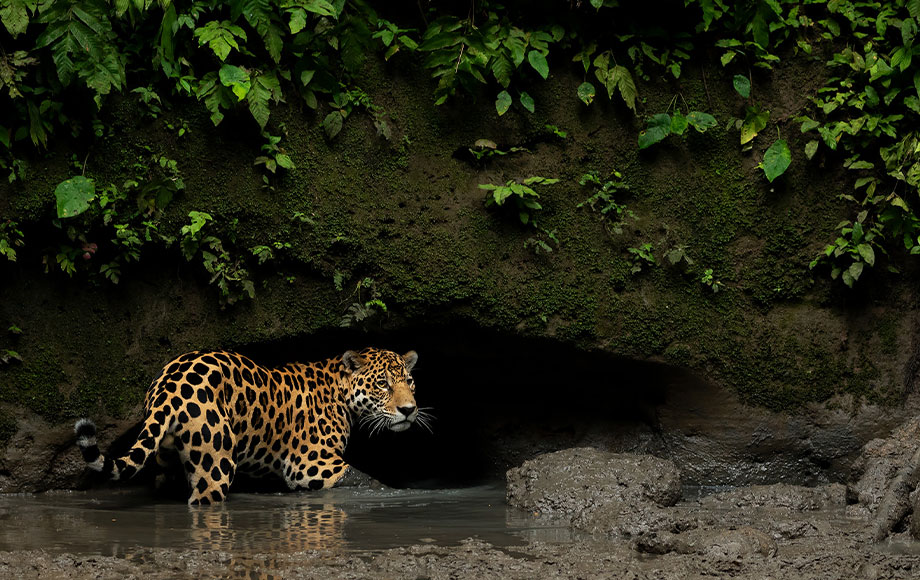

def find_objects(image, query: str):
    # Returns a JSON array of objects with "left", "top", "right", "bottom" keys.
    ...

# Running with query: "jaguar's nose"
[{"left": 397, "top": 405, "right": 417, "bottom": 419}]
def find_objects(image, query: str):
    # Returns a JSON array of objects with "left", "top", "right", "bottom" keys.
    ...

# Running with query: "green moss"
[
  {"left": 877, "top": 313, "right": 900, "bottom": 357},
  {"left": 663, "top": 343, "right": 692, "bottom": 366},
  {"left": 0, "top": 57, "right": 909, "bottom": 422},
  {"left": 0, "top": 410, "right": 16, "bottom": 448}
]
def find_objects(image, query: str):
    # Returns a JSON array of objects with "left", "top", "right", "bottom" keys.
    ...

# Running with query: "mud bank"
[
  {"left": 0, "top": 490, "right": 916, "bottom": 580},
  {"left": 7, "top": 429, "right": 920, "bottom": 579}
]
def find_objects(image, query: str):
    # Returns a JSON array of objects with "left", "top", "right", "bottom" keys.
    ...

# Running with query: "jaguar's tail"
[{"left": 75, "top": 417, "right": 168, "bottom": 481}]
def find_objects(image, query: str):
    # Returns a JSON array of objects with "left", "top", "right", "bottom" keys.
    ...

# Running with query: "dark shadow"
[{"left": 243, "top": 325, "right": 684, "bottom": 488}]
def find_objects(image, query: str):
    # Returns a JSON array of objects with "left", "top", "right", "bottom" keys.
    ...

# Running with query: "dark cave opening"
[{"left": 239, "top": 325, "right": 685, "bottom": 489}]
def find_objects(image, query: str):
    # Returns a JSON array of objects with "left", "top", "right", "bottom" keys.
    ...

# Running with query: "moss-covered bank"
[{"left": 1, "top": 53, "right": 918, "bottom": 452}]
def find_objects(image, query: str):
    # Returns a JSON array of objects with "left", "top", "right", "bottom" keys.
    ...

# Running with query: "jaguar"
[{"left": 75, "top": 347, "right": 425, "bottom": 505}]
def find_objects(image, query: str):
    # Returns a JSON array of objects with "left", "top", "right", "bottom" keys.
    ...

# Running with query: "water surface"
[{"left": 0, "top": 485, "right": 577, "bottom": 556}]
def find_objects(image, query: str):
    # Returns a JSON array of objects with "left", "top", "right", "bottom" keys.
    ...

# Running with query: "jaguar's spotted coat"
[{"left": 75, "top": 347, "right": 421, "bottom": 505}]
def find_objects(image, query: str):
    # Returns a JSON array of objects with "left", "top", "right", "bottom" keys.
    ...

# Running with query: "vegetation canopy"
[{"left": 4, "top": 0, "right": 920, "bottom": 297}]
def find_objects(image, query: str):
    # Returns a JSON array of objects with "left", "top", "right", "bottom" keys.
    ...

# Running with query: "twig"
[
  {"left": 454, "top": 44, "right": 466, "bottom": 73},
  {"left": 701, "top": 66, "right": 713, "bottom": 111},
  {"left": 416, "top": 0, "right": 428, "bottom": 26}
]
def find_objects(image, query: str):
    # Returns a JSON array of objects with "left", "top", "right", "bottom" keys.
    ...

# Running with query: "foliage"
[
  {"left": 467, "top": 139, "right": 528, "bottom": 161},
  {"left": 251, "top": 240, "right": 291, "bottom": 264},
  {"left": 577, "top": 170, "right": 635, "bottom": 235},
  {"left": 810, "top": 210, "right": 882, "bottom": 288},
  {"left": 524, "top": 229, "right": 559, "bottom": 255},
  {"left": 700, "top": 268, "right": 725, "bottom": 293},
  {"left": 6, "top": 1, "right": 920, "bottom": 293},
  {"left": 54, "top": 176, "right": 95, "bottom": 219},
  {"left": 0, "top": 349, "right": 20, "bottom": 365},
  {"left": 340, "top": 276, "right": 387, "bottom": 328},
  {"left": 627, "top": 242, "right": 656, "bottom": 275},
  {"left": 761, "top": 138, "right": 791, "bottom": 182},
  {"left": 0, "top": 220, "right": 24, "bottom": 262},
  {"left": 180, "top": 212, "right": 255, "bottom": 306},
  {"left": 638, "top": 108, "right": 717, "bottom": 149},
  {"left": 792, "top": 1, "right": 920, "bottom": 286},
  {"left": 480, "top": 176, "right": 559, "bottom": 226},
  {"left": 254, "top": 132, "right": 295, "bottom": 175},
  {"left": 418, "top": 10, "right": 561, "bottom": 111}
]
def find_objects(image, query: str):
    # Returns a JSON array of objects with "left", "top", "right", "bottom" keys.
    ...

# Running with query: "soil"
[
  {"left": 0, "top": 483, "right": 916, "bottom": 580},
  {"left": 5, "top": 433, "right": 920, "bottom": 579}
]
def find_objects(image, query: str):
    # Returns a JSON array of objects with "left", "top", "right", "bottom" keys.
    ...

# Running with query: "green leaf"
[
  {"left": 891, "top": 196, "right": 910, "bottom": 211},
  {"left": 288, "top": 8, "right": 307, "bottom": 33},
  {"left": 732, "top": 74, "right": 750, "bottom": 98},
  {"left": 323, "top": 111, "right": 343, "bottom": 139},
  {"left": 219, "top": 64, "right": 251, "bottom": 101},
  {"left": 491, "top": 55, "right": 513, "bottom": 88},
  {"left": 841, "top": 268, "right": 854, "bottom": 287},
  {"left": 0, "top": 0, "right": 31, "bottom": 37},
  {"left": 804, "top": 140, "right": 819, "bottom": 160},
  {"left": 194, "top": 21, "right": 247, "bottom": 62},
  {"left": 762, "top": 139, "right": 791, "bottom": 182},
  {"left": 302, "top": 0, "right": 337, "bottom": 18},
  {"left": 496, "top": 90, "right": 512, "bottom": 116},
  {"left": 275, "top": 153, "right": 295, "bottom": 170},
  {"left": 522, "top": 176, "right": 559, "bottom": 185},
  {"left": 740, "top": 107, "right": 769, "bottom": 144},
  {"left": 577, "top": 81, "right": 595, "bottom": 105},
  {"left": 247, "top": 72, "right": 280, "bottom": 129},
  {"left": 55, "top": 176, "right": 96, "bottom": 218},
  {"left": 527, "top": 50, "right": 549, "bottom": 79},
  {"left": 686, "top": 111, "right": 717, "bottom": 132},
  {"left": 638, "top": 114, "right": 672, "bottom": 149},
  {"left": 799, "top": 117, "right": 819, "bottom": 132},
  {"left": 519, "top": 91, "right": 535, "bottom": 113},
  {"left": 670, "top": 111, "right": 688, "bottom": 135},
  {"left": 848, "top": 260, "right": 864, "bottom": 283},
  {"left": 852, "top": 221, "right": 865, "bottom": 244},
  {"left": 856, "top": 243, "right": 875, "bottom": 266},
  {"left": 909, "top": 0, "right": 920, "bottom": 18},
  {"left": 611, "top": 65, "right": 637, "bottom": 112}
]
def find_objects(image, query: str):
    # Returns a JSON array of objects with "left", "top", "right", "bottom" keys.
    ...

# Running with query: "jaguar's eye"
[{"left": 376, "top": 379, "right": 389, "bottom": 389}]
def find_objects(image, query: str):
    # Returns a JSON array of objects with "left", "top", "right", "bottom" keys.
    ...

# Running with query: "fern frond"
[
  {"left": 234, "top": 0, "right": 285, "bottom": 63},
  {"left": 247, "top": 71, "right": 281, "bottom": 129}
]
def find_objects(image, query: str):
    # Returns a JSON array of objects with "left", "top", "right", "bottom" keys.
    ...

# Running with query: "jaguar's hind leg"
[
  {"left": 183, "top": 446, "right": 237, "bottom": 505},
  {"left": 153, "top": 434, "right": 178, "bottom": 491},
  {"left": 171, "top": 424, "right": 237, "bottom": 505}
]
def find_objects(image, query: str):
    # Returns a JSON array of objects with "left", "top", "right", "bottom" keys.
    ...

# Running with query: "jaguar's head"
[{"left": 341, "top": 348, "right": 428, "bottom": 433}]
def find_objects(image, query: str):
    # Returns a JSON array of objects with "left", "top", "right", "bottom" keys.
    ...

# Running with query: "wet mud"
[{"left": 5, "top": 436, "right": 920, "bottom": 579}]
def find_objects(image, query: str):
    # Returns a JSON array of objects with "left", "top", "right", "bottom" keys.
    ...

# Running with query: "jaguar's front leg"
[
  {"left": 289, "top": 453, "right": 381, "bottom": 490},
  {"left": 289, "top": 452, "right": 350, "bottom": 490},
  {"left": 332, "top": 464, "right": 382, "bottom": 488}
]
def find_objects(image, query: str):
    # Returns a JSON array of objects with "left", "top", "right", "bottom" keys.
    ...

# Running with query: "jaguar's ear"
[
  {"left": 402, "top": 350, "right": 418, "bottom": 371},
  {"left": 342, "top": 350, "right": 364, "bottom": 373}
]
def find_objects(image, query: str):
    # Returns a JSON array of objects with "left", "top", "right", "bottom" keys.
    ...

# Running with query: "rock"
[
  {"left": 506, "top": 448, "right": 683, "bottom": 538},
  {"left": 0, "top": 412, "right": 93, "bottom": 493},
  {"left": 847, "top": 415, "right": 920, "bottom": 540},
  {"left": 848, "top": 416, "right": 920, "bottom": 513},
  {"left": 506, "top": 448, "right": 682, "bottom": 518}
]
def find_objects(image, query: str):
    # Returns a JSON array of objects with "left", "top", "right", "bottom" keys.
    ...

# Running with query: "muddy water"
[{"left": 0, "top": 484, "right": 577, "bottom": 556}]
